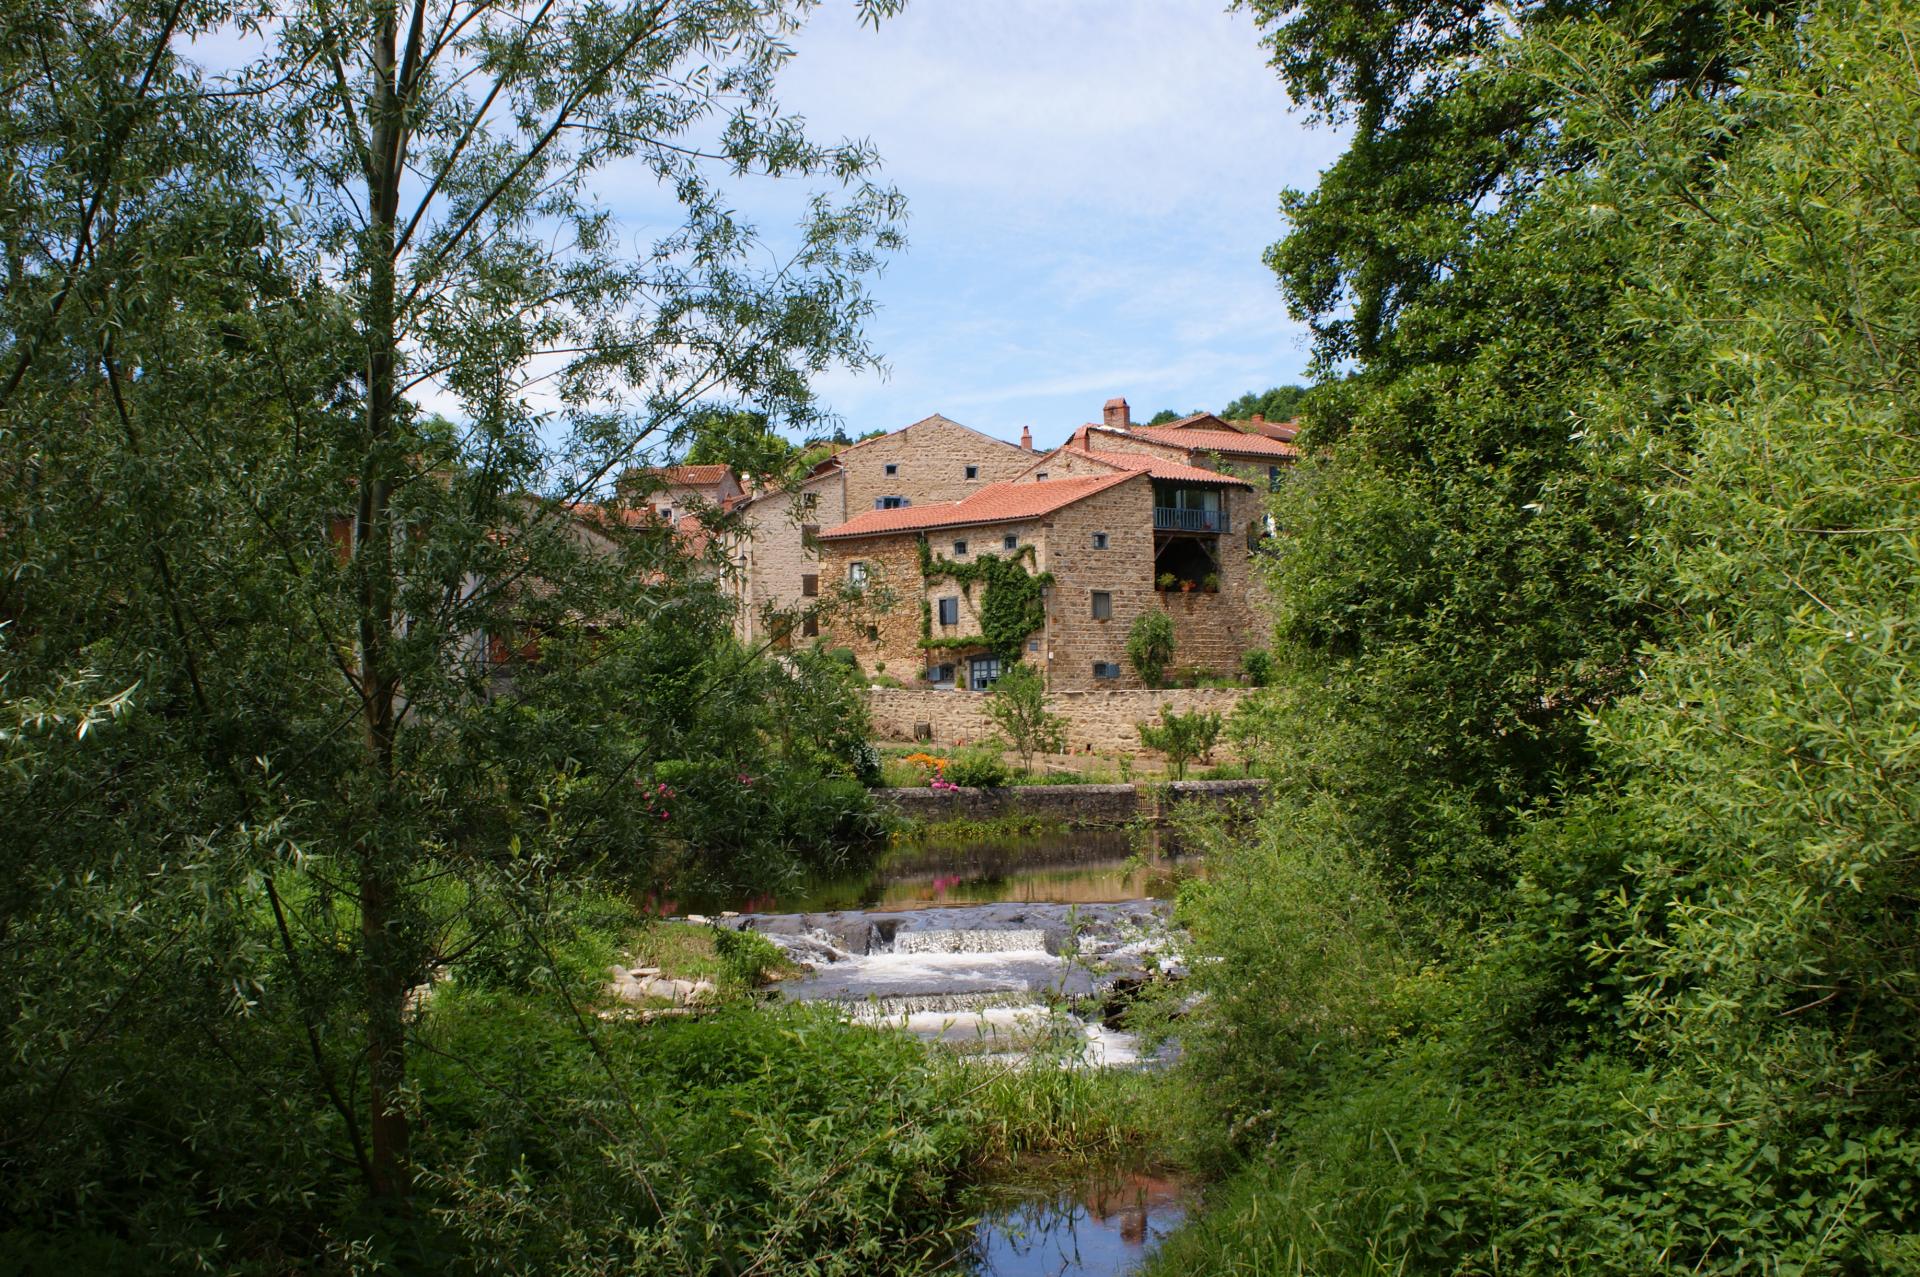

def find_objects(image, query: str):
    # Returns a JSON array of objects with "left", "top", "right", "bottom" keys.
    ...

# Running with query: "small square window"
[
  {"left": 1092, "top": 532, "right": 1109, "bottom": 550},
  {"left": 965, "top": 465, "right": 979, "bottom": 480},
  {"left": 938, "top": 596, "right": 959, "bottom": 626},
  {"left": 1093, "top": 662, "right": 1121, "bottom": 680},
  {"left": 878, "top": 495, "right": 907, "bottom": 510},
  {"left": 1028, "top": 640, "right": 1040, "bottom": 653},
  {"left": 1091, "top": 591, "right": 1112, "bottom": 620},
  {"left": 1035, "top": 471, "right": 1048, "bottom": 481},
  {"left": 885, "top": 463, "right": 899, "bottom": 476},
  {"left": 952, "top": 539, "right": 969, "bottom": 556},
  {"left": 1003, "top": 534, "right": 1018, "bottom": 551},
  {"left": 801, "top": 574, "right": 818, "bottom": 598}
]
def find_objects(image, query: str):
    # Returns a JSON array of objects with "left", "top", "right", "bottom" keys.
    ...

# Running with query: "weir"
[{"left": 718, "top": 900, "right": 1181, "bottom": 1066}]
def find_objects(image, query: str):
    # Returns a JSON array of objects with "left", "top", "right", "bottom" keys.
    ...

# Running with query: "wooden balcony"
[{"left": 1153, "top": 506, "right": 1223, "bottom": 533}]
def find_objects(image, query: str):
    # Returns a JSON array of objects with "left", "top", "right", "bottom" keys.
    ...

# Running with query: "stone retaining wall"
[
  {"left": 874, "top": 778, "right": 1267, "bottom": 827},
  {"left": 866, "top": 686, "right": 1252, "bottom": 757}
]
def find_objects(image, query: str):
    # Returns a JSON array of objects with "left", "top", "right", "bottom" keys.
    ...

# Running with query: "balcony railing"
[{"left": 1153, "top": 506, "right": 1223, "bottom": 533}]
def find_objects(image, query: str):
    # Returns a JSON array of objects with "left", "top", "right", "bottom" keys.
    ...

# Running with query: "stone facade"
[
  {"left": 834, "top": 414, "right": 1034, "bottom": 516},
  {"left": 727, "top": 470, "right": 842, "bottom": 647},
  {"left": 817, "top": 463, "right": 1265, "bottom": 691},
  {"left": 865, "top": 686, "right": 1252, "bottom": 757}
]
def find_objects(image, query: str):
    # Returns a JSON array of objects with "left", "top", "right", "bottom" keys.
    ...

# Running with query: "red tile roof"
[
  {"left": 1236, "top": 417, "right": 1301, "bottom": 442},
  {"left": 818, "top": 472, "right": 1140, "bottom": 540},
  {"left": 1129, "top": 424, "right": 1301, "bottom": 459},
  {"left": 1069, "top": 447, "right": 1253, "bottom": 488},
  {"left": 638, "top": 464, "right": 735, "bottom": 487}
]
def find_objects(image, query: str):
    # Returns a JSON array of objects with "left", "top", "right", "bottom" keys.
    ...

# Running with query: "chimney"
[
  {"left": 1102, "top": 397, "right": 1131, "bottom": 430},
  {"left": 1251, "top": 413, "right": 1266, "bottom": 426},
  {"left": 1020, "top": 425, "right": 1034, "bottom": 451}
]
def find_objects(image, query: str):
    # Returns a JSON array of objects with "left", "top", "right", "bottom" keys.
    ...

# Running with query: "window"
[
  {"left": 801, "top": 574, "right": 818, "bottom": 598},
  {"left": 927, "top": 663, "right": 956, "bottom": 685},
  {"left": 877, "top": 495, "right": 908, "bottom": 510},
  {"left": 1002, "top": 534, "right": 1018, "bottom": 550},
  {"left": 1028, "top": 639, "right": 1040, "bottom": 653},
  {"left": 848, "top": 561, "right": 867, "bottom": 588},
  {"left": 1092, "top": 532, "right": 1109, "bottom": 550},
  {"left": 937, "top": 596, "right": 959, "bottom": 626},
  {"left": 968, "top": 656, "right": 1002, "bottom": 690},
  {"left": 1035, "top": 471, "right": 1049, "bottom": 481},
  {"left": 1268, "top": 465, "right": 1282, "bottom": 492},
  {"left": 1093, "top": 662, "right": 1121, "bottom": 680},
  {"left": 965, "top": 465, "right": 979, "bottom": 480},
  {"left": 1091, "top": 591, "right": 1112, "bottom": 620},
  {"left": 884, "top": 462, "right": 899, "bottom": 476},
  {"left": 802, "top": 615, "right": 819, "bottom": 638},
  {"left": 801, "top": 523, "right": 820, "bottom": 548},
  {"left": 952, "top": 539, "right": 968, "bottom": 556}
]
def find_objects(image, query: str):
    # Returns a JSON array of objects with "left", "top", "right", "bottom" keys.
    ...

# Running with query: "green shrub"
[
  {"left": 1136, "top": 705, "right": 1222, "bottom": 779},
  {"left": 945, "top": 745, "right": 1011, "bottom": 789},
  {"left": 1125, "top": 609, "right": 1177, "bottom": 687},
  {"left": 1238, "top": 649, "right": 1273, "bottom": 687}
]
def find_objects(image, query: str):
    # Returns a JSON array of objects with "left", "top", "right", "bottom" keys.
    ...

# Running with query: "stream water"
[{"left": 696, "top": 829, "right": 1200, "bottom": 1273}]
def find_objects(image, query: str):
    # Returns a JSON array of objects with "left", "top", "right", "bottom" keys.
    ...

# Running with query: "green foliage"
[
  {"left": 944, "top": 746, "right": 1013, "bottom": 790},
  {"left": 1237, "top": 649, "right": 1273, "bottom": 687},
  {"left": 981, "top": 663, "right": 1067, "bottom": 773},
  {"left": 680, "top": 404, "right": 794, "bottom": 480},
  {"left": 1124, "top": 609, "right": 1178, "bottom": 687},
  {"left": 1166, "top": 0, "right": 1920, "bottom": 1271},
  {"left": 1135, "top": 706, "right": 1222, "bottom": 780},
  {"left": 1220, "top": 386, "right": 1306, "bottom": 423},
  {"left": 915, "top": 539, "right": 1053, "bottom": 660},
  {"left": 709, "top": 925, "right": 788, "bottom": 990}
]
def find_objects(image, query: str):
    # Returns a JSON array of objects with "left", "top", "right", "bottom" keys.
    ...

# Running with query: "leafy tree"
[
  {"left": 0, "top": 0, "right": 904, "bottom": 1263},
  {"left": 1220, "top": 385, "right": 1306, "bottom": 422},
  {"left": 1144, "top": 407, "right": 1203, "bottom": 425},
  {"left": 1136, "top": 706, "right": 1222, "bottom": 780},
  {"left": 682, "top": 404, "right": 797, "bottom": 480},
  {"left": 1124, "top": 609, "right": 1177, "bottom": 688},
  {"left": 981, "top": 662, "right": 1066, "bottom": 775}
]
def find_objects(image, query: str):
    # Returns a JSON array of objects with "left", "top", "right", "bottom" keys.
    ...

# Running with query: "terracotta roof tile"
[
  {"left": 819, "top": 472, "right": 1139, "bottom": 540},
  {"left": 1069, "top": 447, "right": 1254, "bottom": 488},
  {"left": 639, "top": 464, "right": 735, "bottom": 487},
  {"left": 1130, "top": 424, "right": 1301, "bottom": 459}
]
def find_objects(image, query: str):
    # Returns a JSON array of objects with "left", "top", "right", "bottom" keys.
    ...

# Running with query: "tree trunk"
[{"left": 356, "top": 0, "right": 413, "bottom": 1207}]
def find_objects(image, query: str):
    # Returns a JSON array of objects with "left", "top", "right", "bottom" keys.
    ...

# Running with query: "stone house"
[
  {"left": 725, "top": 413, "right": 1036, "bottom": 647},
  {"left": 620, "top": 463, "right": 745, "bottom": 522},
  {"left": 814, "top": 451, "right": 1262, "bottom": 691}
]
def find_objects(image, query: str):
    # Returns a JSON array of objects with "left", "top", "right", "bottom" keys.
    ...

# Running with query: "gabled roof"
[
  {"left": 1235, "top": 416, "right": 1301, "bottom": 442},
  {"left": 806, "top": 413, "right": 1030, "bottom": 477},
  {"left": 1067, "top": 447, "right": 1254, "bottom": 488},
  {"left": 1129, "top": 423, "right": 1300, "bottom": 459},
  {"left": 818, "top": 472, "right": 1139, "bottom": 540},
  {"left": 637, "top": 464, "right": 736, "bottom": 488}
]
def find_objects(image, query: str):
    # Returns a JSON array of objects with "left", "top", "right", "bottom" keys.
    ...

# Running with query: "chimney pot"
[
  {"left": 1102, "top": 397, "right": 1131, "bottom": 430},
  {"left": 1020, "top": 425, "right": 1034, "bottom": 451}
]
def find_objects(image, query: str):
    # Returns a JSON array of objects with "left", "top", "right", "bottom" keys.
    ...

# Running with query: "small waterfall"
[{"left": 892, "top": 928, "right": 1048, "bottom": 955}]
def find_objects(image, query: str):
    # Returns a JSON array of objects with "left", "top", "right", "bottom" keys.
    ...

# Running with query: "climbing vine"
[{"left": 916, "top": 537, "right": 1053, "bottom": 661}]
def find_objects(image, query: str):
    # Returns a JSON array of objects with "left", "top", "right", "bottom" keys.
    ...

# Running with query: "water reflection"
[
  {"left": 964, "top": 1168, "right": 1187, "bottom": 1276},
  {"left": 720, "top": 829, "right": 1200, "bottom": 915}
]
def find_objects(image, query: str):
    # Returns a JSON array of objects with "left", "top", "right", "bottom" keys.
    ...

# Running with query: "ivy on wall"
[{"left": 915, "top": 537, "right": 1053, "bottom": 661}]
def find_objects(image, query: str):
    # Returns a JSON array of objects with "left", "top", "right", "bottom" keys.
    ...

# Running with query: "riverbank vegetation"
[{"left": 1152, "top": 0, "right": 1920, "bottom": 1270}]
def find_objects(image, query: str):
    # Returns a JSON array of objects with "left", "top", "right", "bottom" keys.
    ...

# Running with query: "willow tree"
[{"left": 1, "top": 0, "right": 902, "bottom": 1248}]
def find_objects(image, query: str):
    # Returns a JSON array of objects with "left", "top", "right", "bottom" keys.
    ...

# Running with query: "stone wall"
[
  {"left": 873, "top": 778, "right": 1267, "bottom": 826},
  {"left": 839, "top": 414, "right": 1033, "bottom": 515},
  {"left": 866, "top": 686, "right": 1252, "bottom": 756}
]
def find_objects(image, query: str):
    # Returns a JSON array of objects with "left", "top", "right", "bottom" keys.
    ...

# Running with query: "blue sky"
[{"left": 741, "top": 1, "right": 1344, "bottom": 451}]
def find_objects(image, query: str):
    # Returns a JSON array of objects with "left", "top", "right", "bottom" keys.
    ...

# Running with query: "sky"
[{"left": 723, "top": 1, "right": 1345, "bottom": 451}]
